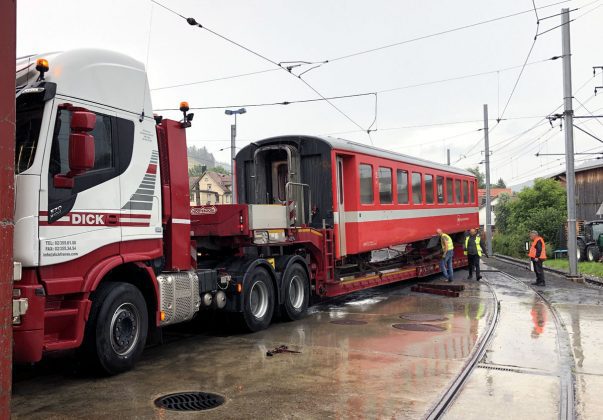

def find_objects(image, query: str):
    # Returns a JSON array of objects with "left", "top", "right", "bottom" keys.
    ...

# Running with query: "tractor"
[{"left": 577, "top": 220, "right": 603, "bottom": 262}]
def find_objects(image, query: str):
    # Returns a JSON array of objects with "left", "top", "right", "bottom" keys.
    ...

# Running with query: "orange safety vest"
[{"left": 528, "top": 236, "right": 547, "bottom": 260}]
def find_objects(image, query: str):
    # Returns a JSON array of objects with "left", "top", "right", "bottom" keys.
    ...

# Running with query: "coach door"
[{"left": 336, "top": 157, "right": 347, "bottom": 256}]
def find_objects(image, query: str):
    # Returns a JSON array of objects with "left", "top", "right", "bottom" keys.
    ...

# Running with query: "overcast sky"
[{"left": 17, "top": 0, "right": 603, "bottom": 186}]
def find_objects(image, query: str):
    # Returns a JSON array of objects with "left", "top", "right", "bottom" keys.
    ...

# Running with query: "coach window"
[
  {"left": 436, "top": 176, "right": 445, "bottom": 204},
  {"left": 446, "top": 177, "right": 454, "bottom": 203},
  {"left": 425, "top": 174, "right": 434, "bottom": 204},
  {"left": 463, "top": 180, "right": 469, "bottom": 203},
  {"left": 469, "top": 180, "right": 475, "bottom": 204},
  {"left": 359, "top": 164, "right": 374, "bottom": 204},
  {"left": 397, "top": 169, "right": 409, "bottom": 204},
  {"left": 455, "top": 179, "right": 462, "bottom": 203},
  {"left": 411, "top": 172, "right": 422, "bottom": 204},
  {"left": 378, "top": 167, "right": 392, "bottom": 204}
]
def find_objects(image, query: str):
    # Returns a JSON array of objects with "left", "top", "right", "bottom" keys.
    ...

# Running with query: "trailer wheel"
[
  {"left": 587, "top": 245, "right": 601, "bottom": 262},
  {"left": 282, "top": 264, "right": 309, "bottom": 321},
  {"left": 239, "top": 267, "right": 275, "bottom": 332},
  {"left": 82, "top": 282, "right": 148, "bottom": 375}
]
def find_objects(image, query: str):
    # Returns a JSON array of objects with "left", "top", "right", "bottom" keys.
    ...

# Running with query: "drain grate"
[
  {"left": 399, "top": 313, "right": 448, "bottom": 322},
  {"left": 155, "top": 392, "right": 225, "bottom": 411},
  {"left": 392, "top": 323, "right": 446, "bottom": 332},
  {"left": 330, "top": 319, "right": 368, "bottom": 325}
]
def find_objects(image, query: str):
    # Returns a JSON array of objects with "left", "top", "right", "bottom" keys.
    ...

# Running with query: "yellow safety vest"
[
  {"left": 441, "top": 233, "right": 454, "bottom": 252},
  {"left": 464, "top": 235, "right": 483, "bottom": 257}
]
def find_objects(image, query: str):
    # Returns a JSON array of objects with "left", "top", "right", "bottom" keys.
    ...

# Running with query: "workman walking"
[
  {"left": 464, "top": 228, "right": 487, "bottom": 281},
  {"left": 437, "top": 228, "right": 455, "bottom": 282},
  {"left": 528, "top": 230, "right": 546, "bottom": 286}
]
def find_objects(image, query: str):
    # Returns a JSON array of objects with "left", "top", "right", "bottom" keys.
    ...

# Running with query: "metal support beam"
[
  {"left": 562, "top": 8, "right": 578, "bottom": 276},
  {"left": 483, "top": 104, "right": 493, "bottom": 256}
]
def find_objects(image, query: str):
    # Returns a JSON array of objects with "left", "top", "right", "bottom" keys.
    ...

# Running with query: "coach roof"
[{"left": 252, "top": 135, "right": 473, "bottom": 177}]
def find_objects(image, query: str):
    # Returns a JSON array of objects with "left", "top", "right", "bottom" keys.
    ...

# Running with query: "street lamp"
[{"left": 225, "top": 108, "right": 246, "bottom": 204}]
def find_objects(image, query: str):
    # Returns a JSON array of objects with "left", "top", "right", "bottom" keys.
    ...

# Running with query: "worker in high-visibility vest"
[
  {"left": 528, "top": 230, "right": 547, "bottom": 286},
  {"left": 437, "top": 228, "right": 455, "bottom": 282},
  {"left": 464, "top": 228, "right": 487, "bottom": 281}
]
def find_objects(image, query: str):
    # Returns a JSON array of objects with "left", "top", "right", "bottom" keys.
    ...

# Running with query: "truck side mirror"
[{"left": 53, "top": 111, "right": 96, "bottom": 189}]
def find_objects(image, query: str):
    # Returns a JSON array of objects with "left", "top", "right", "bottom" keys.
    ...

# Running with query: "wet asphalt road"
[{"left": 11, "top": 259, "right": 603, "bottom": 419}]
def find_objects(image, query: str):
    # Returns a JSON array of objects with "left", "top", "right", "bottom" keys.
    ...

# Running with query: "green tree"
[
  {"left": 188, "top": 164, "right": 206, "bottom": 177},
  {"left": 493, "top": 192, "right": 512, "bottom": 234},
  {"left": 209, "top": 166, "right": 229, "bottom": 175},
  {"left": 493, "top": 178, "right": 566, "bottom": 257},
  {"left": 466, "top": 166, "right": 485, "bottom": 189},
  {"left": 495, "top": 178, "right": 506, "bottom": 188}
]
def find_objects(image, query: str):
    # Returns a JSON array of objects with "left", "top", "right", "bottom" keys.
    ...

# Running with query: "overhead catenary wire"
[
  {"left": 151, "top": 68, "right": 280, "bottom": 91},
  {"left": 150, "top": 0, "right": 371, "bottom": 139},
  {"left": 324, "top": 0, "right": 571, "bottom": 64}
]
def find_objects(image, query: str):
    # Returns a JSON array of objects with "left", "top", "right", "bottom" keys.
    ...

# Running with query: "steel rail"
[
  {"left": 493, "top": 269, "right": 576, "bottom": 420},
  {"left": 424, "top": 279, "right": 500, "bottom": 419}
]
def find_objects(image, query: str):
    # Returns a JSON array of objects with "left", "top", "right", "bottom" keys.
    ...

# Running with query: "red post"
[{"left": 0, "top": 0, "right": 16, "bottom": 418}]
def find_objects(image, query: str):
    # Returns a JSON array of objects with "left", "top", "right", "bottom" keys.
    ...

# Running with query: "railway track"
[
  {"left": 425, "top": 268, "right": 576, "bottom": 420},
  {"left": 494, "top": 253, "right": 603, "bottom": 288},
  {"left": 424, "top": 280, "right": 500, "bottom": 420}
]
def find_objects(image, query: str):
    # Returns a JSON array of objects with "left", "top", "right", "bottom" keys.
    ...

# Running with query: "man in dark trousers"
[
  {"left": 464, "top": 228, "right": 486, "bottom": 281},
  {"left": 528, "top": 230, "right": 546, "bottom": 286}
]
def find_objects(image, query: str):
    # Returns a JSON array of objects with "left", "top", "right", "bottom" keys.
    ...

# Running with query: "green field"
[{"left": 544, "top": 259, "right": 603, "bottom": 278}]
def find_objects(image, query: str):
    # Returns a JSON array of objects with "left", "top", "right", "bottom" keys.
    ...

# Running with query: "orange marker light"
[
  {"left": 160, "top": 311, "right": 166, "bottom": 321},
  {"left": 179, "top": 101, "right": 189, "bottom": 112},
  {"left": 36, "top": 58, "right": 49, "bottom": 72},
  {"left": 236, "top": 283, "right": 242, "bottom": 293}
]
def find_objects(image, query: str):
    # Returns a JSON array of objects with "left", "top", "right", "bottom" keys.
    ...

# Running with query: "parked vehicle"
[
  {"left": 13, "top": 49, "right": 478, "bottom": 374},
  {"left": 577, "top": 220, "right": 603, "bottom": 262}
]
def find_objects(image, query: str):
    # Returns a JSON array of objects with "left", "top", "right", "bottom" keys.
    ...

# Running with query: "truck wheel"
[
  {"left": 82, "top": 282, "right": 148, "bottom": 375},
  {"left": 587, "top": 245, "right": 601, "bottom": 262},
  {"left": 239, "top": 266, "right": 275, "bottom": 332},
  {"left": 577, "top": 240, "right": 586, "bottom": 261},
  {"left": 282, "top": 264, "right": 309, "bottom": 321}
]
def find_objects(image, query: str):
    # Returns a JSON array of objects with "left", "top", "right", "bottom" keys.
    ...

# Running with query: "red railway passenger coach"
[{"left": 236, "top": 135, "right": 479, "bottom": 264}]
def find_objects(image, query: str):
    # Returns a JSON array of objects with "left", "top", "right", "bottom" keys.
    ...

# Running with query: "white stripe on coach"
[{"left": 334, "top": 207, "right": 478, "bottom": 223}]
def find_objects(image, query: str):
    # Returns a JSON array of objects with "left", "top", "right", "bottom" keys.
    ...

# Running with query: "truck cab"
[{"left": 13, "top": 50, "right": 187, "bottom": 373}]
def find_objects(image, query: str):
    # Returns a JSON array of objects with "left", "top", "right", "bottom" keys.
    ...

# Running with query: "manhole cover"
[
  {"left": 392, "top": 323, "right": 446, "bottom": 332},
  {"left": 330, "top": 319, "right": 368, "bottom": 325},
  {"left": 154, "top": 392, "right": 225, "bottom": 411},
  {"left": 399, "top": 313, "right": 448, "bottom": 322}
]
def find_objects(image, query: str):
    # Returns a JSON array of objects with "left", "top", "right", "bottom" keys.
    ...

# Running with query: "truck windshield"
[{"left": 15, "top": 94, "right": 45, "bottom": 174}]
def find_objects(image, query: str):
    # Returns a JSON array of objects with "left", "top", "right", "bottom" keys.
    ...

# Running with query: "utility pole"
[
  {"left": 562, "top": 8, "right": 578, "bottom": 277},
  {"left": 230, "top": 123, "right": 236, "bottom": 203},
  {"left": 0, "top": 0, "right": 16, "bottom": 417},
  {"left": 447, "top": 149, "right": 451, "bottom": 165},
  {"left": 225, "top": 108, "right": 246, "bottom": 204},
  {"left": 483, "top": 104, "right": 493, "bottom": 256}
]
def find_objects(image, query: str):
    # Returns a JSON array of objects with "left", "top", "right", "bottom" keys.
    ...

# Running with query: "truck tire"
[
  {"left": 238, "top": 266, "right": 275, "bottom": 332},
  {"left": 577, "top": 240, "right": 586, "bottom": 261},
  {"left": 82, "top": 282, "right": 148, "bottom": 375},
  {"left": 282, "top": 264, "right": 310, "bottom": 321},
  {"left": 587, "top": 245, "right": 601, "bottom": 262},
  {"left": 281, "top": 264, "right": 309, "bottom": 321}
]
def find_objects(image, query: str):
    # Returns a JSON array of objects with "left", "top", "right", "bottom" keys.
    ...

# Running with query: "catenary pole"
[
  {"left": 0, "top": 0, "right": 16, "bottom": 418},
  {"left": 231, "top": 119, "right": 236, "bottom": 204},
  {"left": 562, "top": 8, "right": 578, "bottom": 276},
  {"left": 483, "top": 104, "right": 493, "bottom": 256}
]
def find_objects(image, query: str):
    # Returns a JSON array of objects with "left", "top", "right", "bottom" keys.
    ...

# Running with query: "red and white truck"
[{"left": 13, "top": 49, "right": 478, "bottom": 374}]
